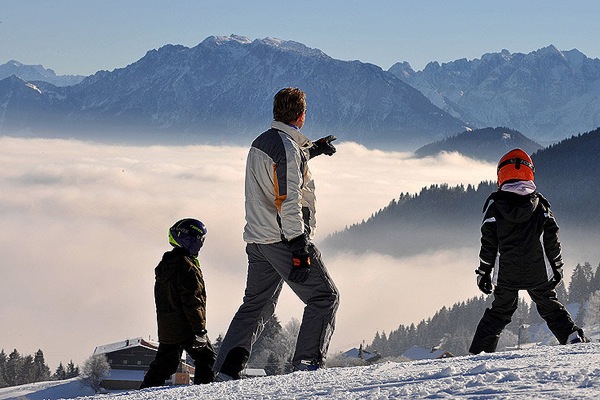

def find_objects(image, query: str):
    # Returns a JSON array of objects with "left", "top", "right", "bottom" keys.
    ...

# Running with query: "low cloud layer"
[{"left": 3, "top": 136, "right": 591, "bottom": 369}]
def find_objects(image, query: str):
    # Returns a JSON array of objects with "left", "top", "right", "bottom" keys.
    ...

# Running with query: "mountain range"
[
  {"left": 323, "top": 127, "right": 600, "bottom": 257},
  {"left": 0, "top": 60, "right": 84, "bottom": 87},
  {"left": 0, "top": 36, "right": 464, "bottom": 148},
  {"left": 389, "top": 45, "right": 600, "bottom": 145}
]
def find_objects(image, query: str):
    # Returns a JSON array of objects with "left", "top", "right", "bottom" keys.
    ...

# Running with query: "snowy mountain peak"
[
  {"left": 388, "top": 61, "right": 415, "bottom": 78},
  {"left": 390, "top": 45, "right": 600, "bottom": 142},
  {"left": 0, "top": 59, "right": 84, "bottom": 86},
  {"left": 199, "top": 34, "right": 327, "bottom": 58},
  {"left": 537, "top": 44, "right": 562, "bottom": 55},
  {"left": 7, "top": 59, "right": 24, "bottom": 67},
  {"left": 256, "top": 37, "right": 329, "bottom": 58},
  {"left": 499, "top": 49, "right": 512, "bottom": 60},
  {"left": 208, "top": 34, "right": 253, "bottom": 46}
]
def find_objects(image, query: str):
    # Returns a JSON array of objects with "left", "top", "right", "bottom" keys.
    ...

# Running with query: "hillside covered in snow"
[{"left": 1, "top": 343, "right": 598, "bottom": 399}]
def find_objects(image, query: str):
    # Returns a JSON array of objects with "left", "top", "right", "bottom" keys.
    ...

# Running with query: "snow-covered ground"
[{"left": 1, "top": 343, "right": 598, "bottom": 399}]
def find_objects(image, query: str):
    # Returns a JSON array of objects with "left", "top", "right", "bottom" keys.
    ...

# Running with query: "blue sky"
[{"left": 1, "top": 0, "right": 600, "bottom": 76}]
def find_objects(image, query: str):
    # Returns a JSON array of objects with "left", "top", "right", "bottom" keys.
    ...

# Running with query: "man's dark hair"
[{"left": 273, "top": 87, "right": 306, "bottom": 124}]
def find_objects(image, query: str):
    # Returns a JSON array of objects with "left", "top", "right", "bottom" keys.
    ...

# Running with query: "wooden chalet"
[{"left": 93, "top": 337, "right": 194, "bottom": 390}]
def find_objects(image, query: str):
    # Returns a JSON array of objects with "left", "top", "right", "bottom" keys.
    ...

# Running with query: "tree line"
[
  {"left": 366, "top": 261, "right": 600, "bottom": 359},
  {"left": 324, "top": 127, "right": 600, "bottom": 259},
  {"left": 216, "top": 261, "right": 600, "bottom": 374},
  {"left": 0, "top": 349, "right": 79, "bottom": 388}
]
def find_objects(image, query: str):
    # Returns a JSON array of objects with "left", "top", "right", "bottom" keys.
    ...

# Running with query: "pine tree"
[
  {"left": 33, "top": 350, "right": 51, "bottom": 382},
  {"left": 264, "top": 352, "right": 281, "bottom": 376},
  {"left": 555, "top": 279, "right": 569, "bottom": 304},
  {"left": 280, "top": 318, "right": 300, "bottom": 371},
  {"left": 0, "top": 350, "right": 7, "bottom": 388},
  {"left": 212, "top": 334, "right": 224, "bottom": 356},
  {"left": 583, "top": 290, "right": 600, "bottom": 329},
  {"left": 66, "top": 360, "right": 79, "bottom": 378},
  {"left": 244, "top": 314, "right": 303, "bottom": 374},
  {"left": 590, "top": 263, "right": 600, "bottom": 293},
  {"left": 568, "top": 263, "right": 593, "bottom": 304},
  {"left": 54, "top": 363, "right": 67, "bottom": 380},
  {"left": 18, "top": 355, "right": 34, "bottom": 385},
  {"left": 5, "top": 349, "right": 21, "bottom": 387}
]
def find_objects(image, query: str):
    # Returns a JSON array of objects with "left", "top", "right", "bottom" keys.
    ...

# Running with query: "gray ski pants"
[{"left": 214, "top": 242, "right": 339, "bottom": 373}]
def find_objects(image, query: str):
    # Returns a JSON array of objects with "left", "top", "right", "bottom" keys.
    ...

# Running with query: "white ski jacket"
[{"left": 243, "top": 121, "right": 317, "bottom": 244}]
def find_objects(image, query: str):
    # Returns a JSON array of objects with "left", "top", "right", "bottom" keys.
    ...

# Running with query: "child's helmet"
[
  {"left": 168, "top": 218, "right": 207, "bottom": 256},
  {"left": 497, "top": 148, "right": 535, "bottom": 187}
]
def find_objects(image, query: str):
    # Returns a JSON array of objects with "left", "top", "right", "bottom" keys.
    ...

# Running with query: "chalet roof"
[
  {"left": 402, "top": 345, "right": 454, "bottom": 360},
  {"left": 93, "top": 337, "right": 159, "bottom": 356},
  {"left": 343, "top": 347, "right": 380, "bottom": 362}
]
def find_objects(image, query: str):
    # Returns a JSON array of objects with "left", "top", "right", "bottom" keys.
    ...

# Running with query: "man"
[{"left": 214, "top": 87, "right": 339, "bottom": 379}]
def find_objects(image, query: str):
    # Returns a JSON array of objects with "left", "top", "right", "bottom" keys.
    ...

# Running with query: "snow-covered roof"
[
  {"left": 402, "top": 345, "right": 453, "bottom": 360},
  {"left": 93, "top": 337, "right": 159, "bottom": 356},
  {"left": 343, "top": 347, "right": 380, "bottom": 362},
  {"left": 243, "top": 368, "right": 267, "bottom": 377}
]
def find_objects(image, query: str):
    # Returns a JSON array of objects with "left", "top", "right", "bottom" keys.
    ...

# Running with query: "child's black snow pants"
[
  {"left": 469, "top": 283, "right": 579, "bottom": 354},
  {"left": 140, "top": 338, "right": 216, "bottom": 388}
]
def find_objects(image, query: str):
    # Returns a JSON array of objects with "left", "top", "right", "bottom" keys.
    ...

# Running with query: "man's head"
[{"left": 273, "top": 87, "right": 306, "bottom": 126}]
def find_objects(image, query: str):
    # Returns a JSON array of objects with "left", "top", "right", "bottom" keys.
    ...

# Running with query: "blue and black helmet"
[{"left": 168, "top": 218, "right": 207, "bottom": 256}]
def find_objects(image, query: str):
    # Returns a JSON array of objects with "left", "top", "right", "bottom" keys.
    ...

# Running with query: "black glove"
[
  {"left": 287, "top": 235, "right": 311, "bottom": 283},
  {"left": 475, "top": 268, "right": 493, "bottom": 295},
  {"left": 309, "top": 135, "right": 337, "bottom": 158},
  {"left": 192, "top": 330, "right": 209, "bottom": 350},
  {"left": 551, "top": 267, "right": 563, "bottom": 288}
]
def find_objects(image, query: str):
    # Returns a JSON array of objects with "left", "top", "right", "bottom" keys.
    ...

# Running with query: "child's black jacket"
[
  {"left": 154, "top": 247, "right": 207, "bottom": 344},
  {"left": 478, "top": 190, "right": 562, "bottom": 289}
]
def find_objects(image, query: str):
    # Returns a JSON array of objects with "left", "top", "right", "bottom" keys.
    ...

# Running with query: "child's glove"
[
  {"left": 192, "top": 330, "right": 209, "bottom": 349},
  {"left": 475, "top": 268, "right": 493, "bottom": 294},
  {"left": 309, "top": 135, "right": 337, "bottom": 158}
]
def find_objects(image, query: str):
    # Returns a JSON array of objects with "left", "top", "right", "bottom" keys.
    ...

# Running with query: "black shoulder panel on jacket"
[{"left": 251, "top": 128, "right": 287, "bottom": 164}]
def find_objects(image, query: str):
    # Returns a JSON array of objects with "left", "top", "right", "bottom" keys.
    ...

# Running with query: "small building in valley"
[{"left": 93, "top": 337, "right": 194, "bottom": 390}]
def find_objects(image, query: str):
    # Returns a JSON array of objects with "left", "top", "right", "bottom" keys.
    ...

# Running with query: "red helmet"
[{"left": 497, "top": 148, "right": 535, "bottom": 187}]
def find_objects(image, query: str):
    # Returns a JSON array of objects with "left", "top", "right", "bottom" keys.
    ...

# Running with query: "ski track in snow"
[{"left": 2, "top": 343, "right": 595, "bottom": 400}]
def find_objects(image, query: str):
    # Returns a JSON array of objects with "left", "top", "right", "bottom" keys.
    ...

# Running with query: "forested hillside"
[
  {"left": 415, "top": 127, "right": 542, "bottom": 162},
  {"left": 533, "top": 127, "right": 600, "bottom": 226},
  {"left": 323, "top": 127, "right": 600, "bottom": 256},
  {"left": 366, "top": 262, "right": 600, "bottom": 358}
]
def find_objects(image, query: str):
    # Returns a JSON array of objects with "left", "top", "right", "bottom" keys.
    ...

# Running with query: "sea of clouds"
[{"left": 0, "top": 135, "right": 542, "bottom": 369}]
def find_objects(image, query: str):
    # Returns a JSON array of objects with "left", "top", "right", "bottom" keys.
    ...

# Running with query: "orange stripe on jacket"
[{"left": 273, "top": 163, "right": 287, "bottom": 212}]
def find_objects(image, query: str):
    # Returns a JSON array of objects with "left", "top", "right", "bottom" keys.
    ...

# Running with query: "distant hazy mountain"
[
  {"left": 0, "top": 36, "right": 465, "bottom": 148},
  {"left": 389, "top": 45, "right": 600, "bottom": 145},
  {"left": 0, "top": 60, "right": 84, "bottom": 87},
  {"left": 323, "top": 126, "right": 600, "bottom": 257},
  {"left": 415, "top": 127, "right": 543, "bottom": 162}
]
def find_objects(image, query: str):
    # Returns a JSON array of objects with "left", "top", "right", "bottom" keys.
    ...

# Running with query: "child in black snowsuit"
[
  {"left": 140, "top": 218, "right": 216, "bottom": 388},
  {"left": 469, "top": 149, "right": 588, "bottom": 354}
]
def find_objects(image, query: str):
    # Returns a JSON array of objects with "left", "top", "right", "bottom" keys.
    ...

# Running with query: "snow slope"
[{"left": 2, "top": 344, "right": 598, "bottom": 399}]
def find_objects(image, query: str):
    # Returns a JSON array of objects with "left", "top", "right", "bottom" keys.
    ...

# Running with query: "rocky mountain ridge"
[{"left": 389, "top": 45, "right": 600, "bottom": 144}]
